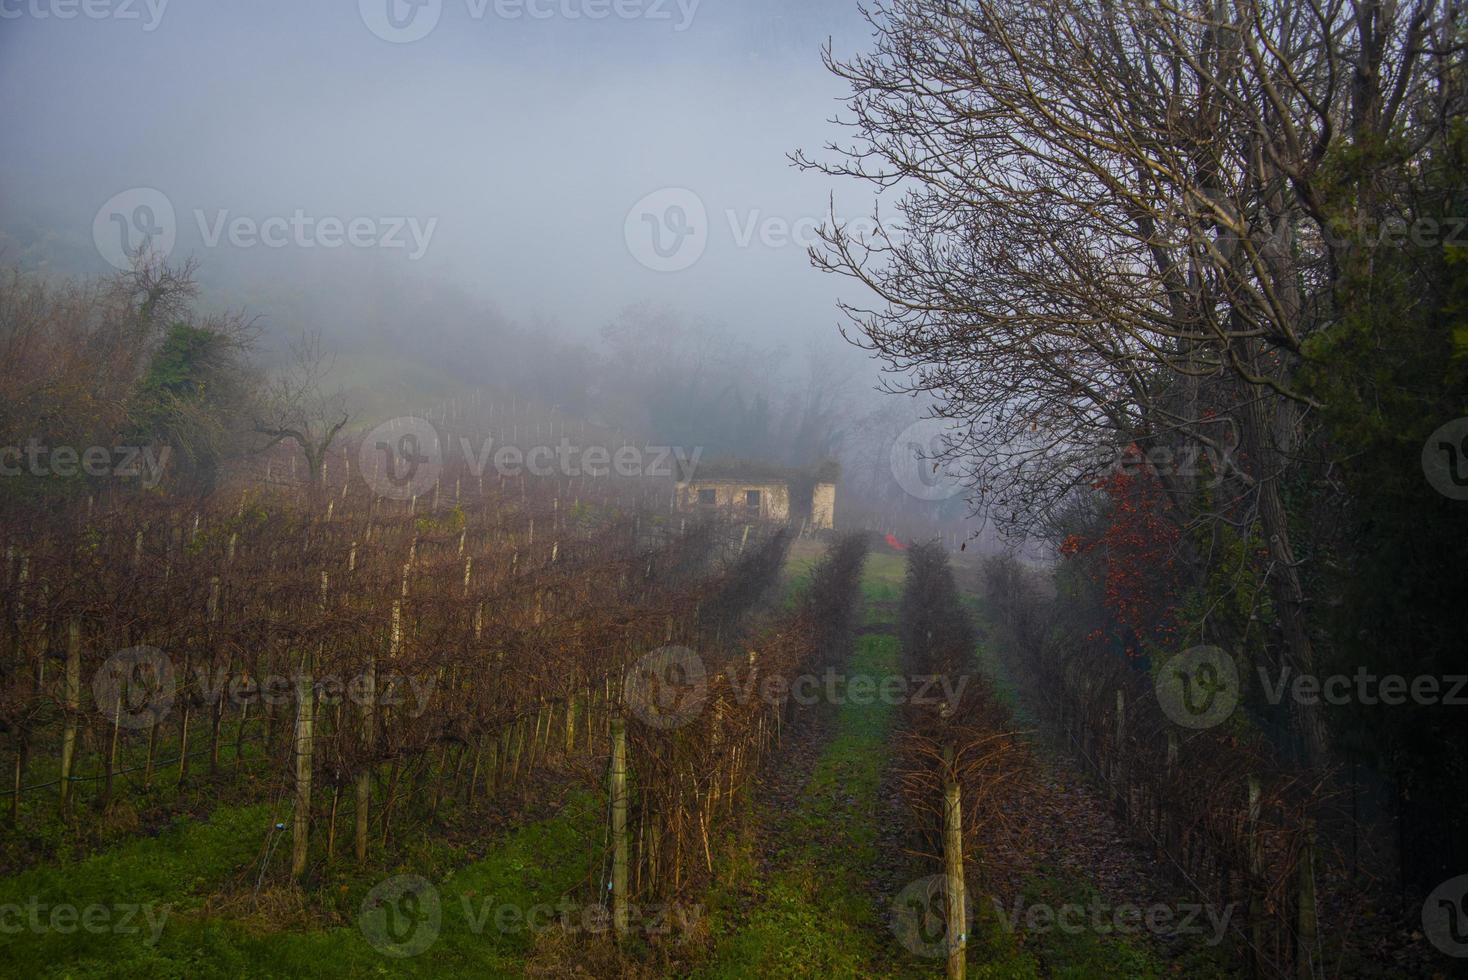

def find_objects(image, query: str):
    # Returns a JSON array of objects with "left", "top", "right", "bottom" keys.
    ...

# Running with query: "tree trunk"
[{"left": 1242, "top": 393, "right": 1329, "bottom": 769}]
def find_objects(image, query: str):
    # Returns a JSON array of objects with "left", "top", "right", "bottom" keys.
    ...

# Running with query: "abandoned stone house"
[{"left": 675, "top": 461, "right": 838, "bottom": 530}]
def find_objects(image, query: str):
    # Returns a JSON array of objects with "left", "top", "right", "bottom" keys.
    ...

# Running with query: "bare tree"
[
  {"left": 253, "top": 331, "right": 349, "bottom": 495},
  {"left": 797, "top": 0, "right": 1465, "bottom": 767}
]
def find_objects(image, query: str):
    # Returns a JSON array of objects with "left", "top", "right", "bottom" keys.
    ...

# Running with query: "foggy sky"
[{"left": 0, "top": 0, "right": 882, "bottom": 358}]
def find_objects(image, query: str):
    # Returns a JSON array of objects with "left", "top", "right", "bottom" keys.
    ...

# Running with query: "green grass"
[
  {"left": 969, "top": 868, "right": 1238, "bottom": 978},
  {"left": 695, "top": 556, "right": 926, "bottom": 978},
  {"left": 0, "top": 791, "right": 604, "bottom": 978},
  {"left": 694, "top": 657, "right": 901, "bottom": 975},
  {"left": 976, "top": 873, "right": 1161, "bottom": 980},
  {"left": 863, "top": 550, "right": 907, "bottom": 593},
  {"left": 779, "top": 537, "right": 828, "bottom": 606},
  {"left": 0, "top": 800, "right": 276, "bottom": 974},
  {"left": 180, "top": 790, "right": 603, "bottom": 979}
]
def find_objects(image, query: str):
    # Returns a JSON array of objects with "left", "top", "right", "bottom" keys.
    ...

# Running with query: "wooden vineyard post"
[
  {"left": 12, "top": 608, "right": 46, "bottom": 825},
  {"left": 208, "top": 573, "right": 228, "bottom": 774},
  {"left": 1112, "top": 688, "right": 1126, "bottom": 821},
  {"left": 610, "top": 713, "right": 629, "bottom": 939},
  {"left": 9, "top": 570, "right": 24, "bottom": 824},
  {"left": 496, "top": 726, "right": 512, "bottom": 790},
  {"left": 101, "top": 644, "right": 122, "bottom": 807},
  {"left": 506, "top": 717, "right": 523, "bottom": 785},
  {"left": 327, "top": 779, "right": 341, "bottom": 861},
  {"left": 942, "top": 743, "right": 966, "bottom": 980},
  {"left": 180, "top": 576, "right": 219, "bottom": 788},
  {"left": 355, "top": 604, "right": 390, "bottom": 863},
  {"left": 467, "top": 735, "right": 485, "bottom": 805},
  {"left": 578, "top": 685, "right": 595, "bottom": 756},
  {"left": 1247, "top": 775, "right": 1264, "bottom": 977},
  {"left": 143, "top": 686, "right": 161, "bottom": 790},
  {"left": 290, "top": 571, "right": 326, "bottom": 879},
  {"left": 531, "top": 704, "right": 547, "bottom": 769},
  {"left": 518, "top": 712, "right": 532, "bottom": 777},
  {"left": 1163, "top": 730, "right": 1178, "bottom": 856},
  {"left": 1296, "top": 818, "right": 1318, "bottom": 979},
  {"left": 58, "top": 617, "right": 81, "bottom": 814},
  {"left": 484, "top": 736, "right": 499, "bottom": 797},
  {"left": 564, "top": 695, "right": 576, "bottom": 757},
  {"left": 291, "top": 654, "right": 315, "bottom": 879},
  {"left": 9, "top": 723, "right": 19, "bottom": 825}
]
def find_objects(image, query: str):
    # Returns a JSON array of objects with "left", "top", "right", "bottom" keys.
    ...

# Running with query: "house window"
[
  {"left": 698, "top": 488, "right": 716, "bottom": 506},
  {"left": 745, "top": 489, "right": 761, "bottom": 508}
]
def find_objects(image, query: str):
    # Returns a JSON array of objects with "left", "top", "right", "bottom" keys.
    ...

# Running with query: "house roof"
[{"left": 678, "top": 458, "right": 839, "bottom": 485}]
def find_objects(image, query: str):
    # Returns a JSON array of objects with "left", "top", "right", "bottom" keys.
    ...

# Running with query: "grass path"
[
  {"left": 694, "top": 549, "right": 936, "bottom": 978},
  {"left": 692, "top": 553, "right": 1227, "bottom": 979},
  {"left": 960, "top": 594, "right": 1238, "bottom": 979}
]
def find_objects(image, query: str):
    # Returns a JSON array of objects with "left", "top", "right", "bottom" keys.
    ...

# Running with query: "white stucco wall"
[
  {"left": 677, "top": 480, "right": 791, "bottom": 522},
  {"left": 810, "top": 482, "right": 836, "bottom": 529}
]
